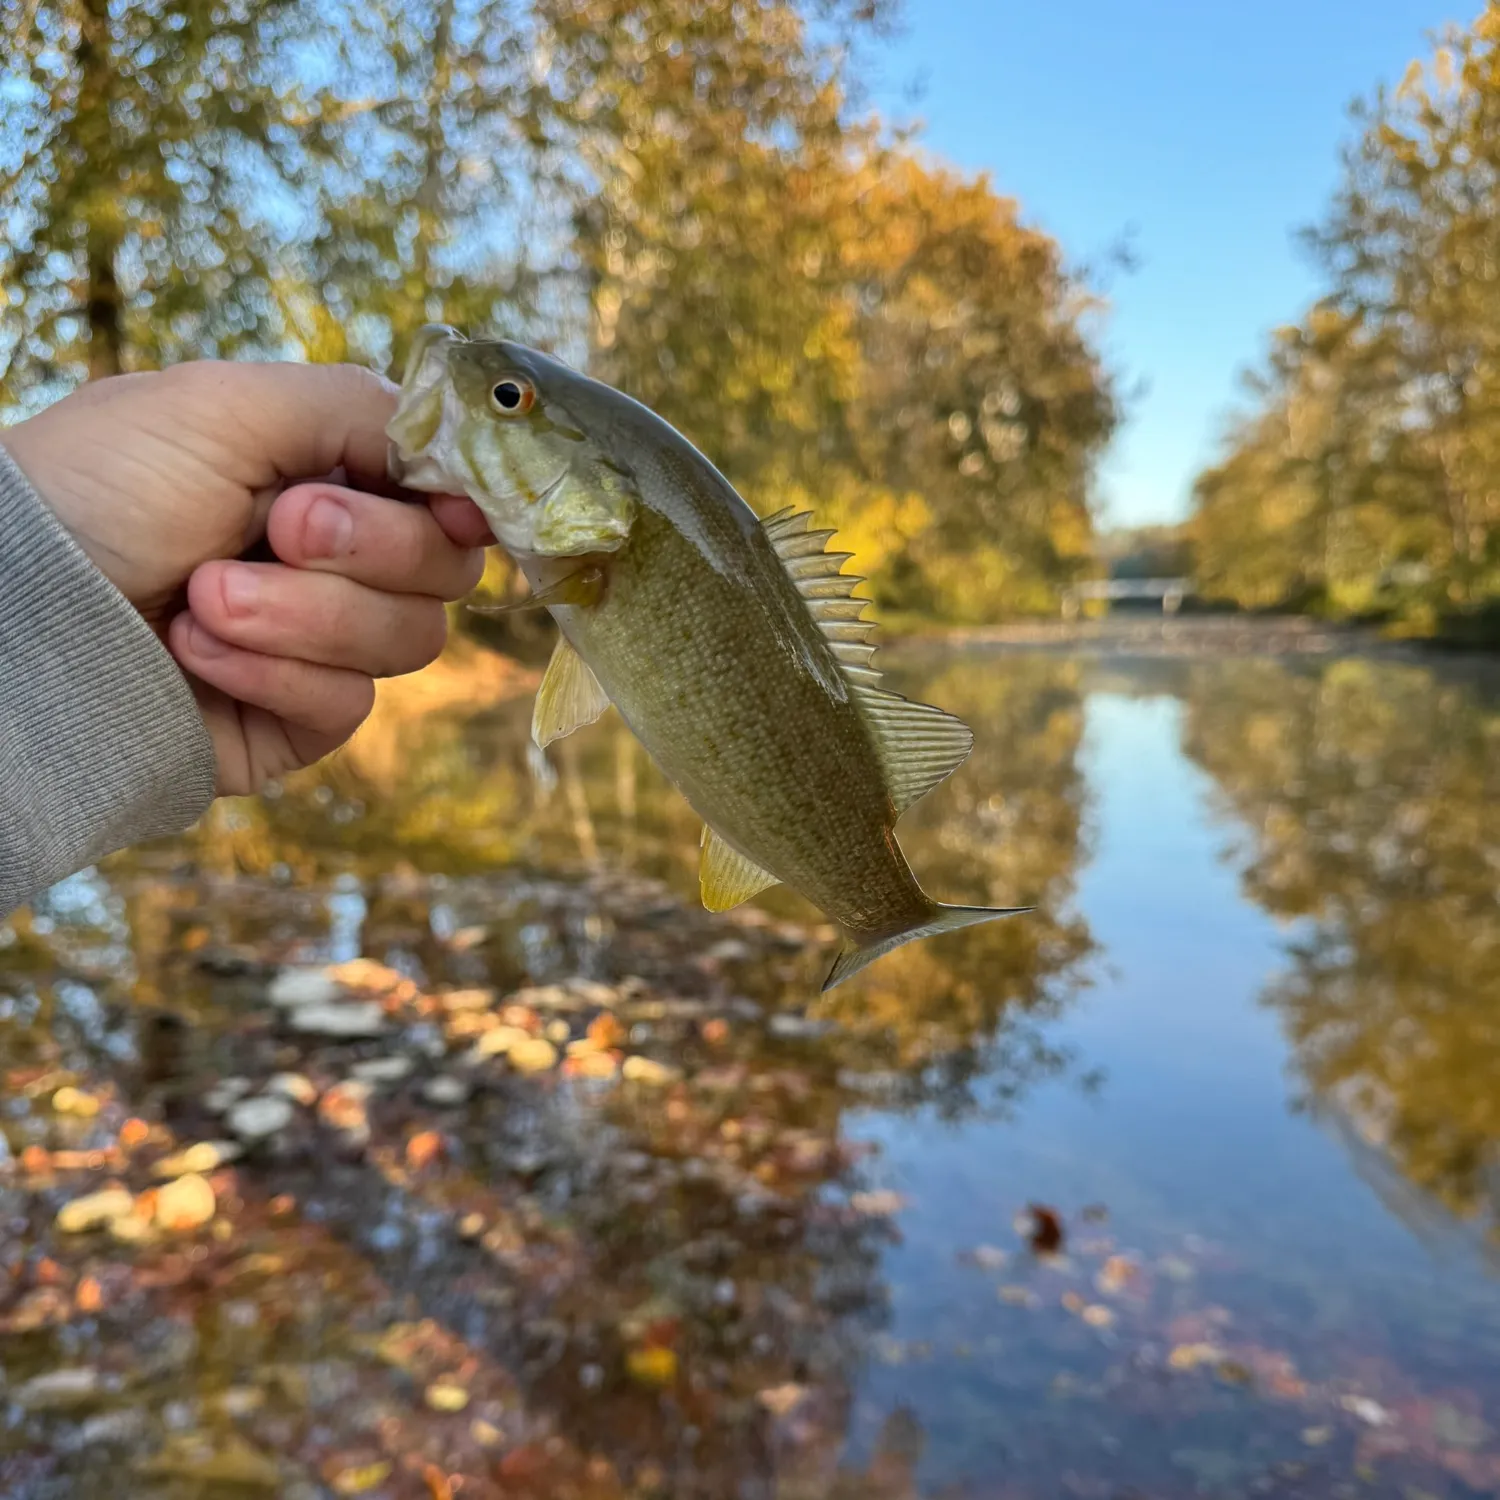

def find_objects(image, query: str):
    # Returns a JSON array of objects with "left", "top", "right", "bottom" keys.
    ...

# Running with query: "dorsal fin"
[
  {"left": 700, "top": 826, "right": 780, "bottom": 911},
  {"left": 852, "top": 684, "right": 974, "bottom": 814},
  {"left": 761, "top": 507, "right": 882, "bottom": 687}
]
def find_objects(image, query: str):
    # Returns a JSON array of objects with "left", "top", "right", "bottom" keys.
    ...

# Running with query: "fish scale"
[{"left": 386, "top": 324, "right": 1029, "bottom": 988}]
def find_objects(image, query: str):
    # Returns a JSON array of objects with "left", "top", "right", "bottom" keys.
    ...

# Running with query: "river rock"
[
  {"left": 350, "top": 1056, "right": 413, "bottom": 1085},
  {"left": 289, "top": 1002, "right": 386, "bottom": 1038},
  {"left": 268, "top": 968, "right": 342, "bottom": 1008},
  {"left": 266, "top": 1073, "right": 319, "bottom": 1105},
  {"left": 225, "top": 1096, "right": 295, "bottom": 1141}
]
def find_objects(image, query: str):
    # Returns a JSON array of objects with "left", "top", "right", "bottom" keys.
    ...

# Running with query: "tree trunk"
[
  {"left": 75, "top": 0, "right": 123, "bottom": 379},
  {"left": 411, "top": 0, "right": 456, "bottom": 319}
]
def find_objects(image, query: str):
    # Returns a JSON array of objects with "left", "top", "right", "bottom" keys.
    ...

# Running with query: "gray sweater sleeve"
[{"left": 0, "top": 443, "right": 217, "bottom": 916}]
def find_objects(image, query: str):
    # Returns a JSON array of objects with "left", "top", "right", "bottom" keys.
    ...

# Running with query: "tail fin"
[{"left": 822, "top": 903, "right": 1031, "bottom": 992}]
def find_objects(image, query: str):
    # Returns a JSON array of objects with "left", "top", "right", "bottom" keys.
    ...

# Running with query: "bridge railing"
[{"left": 1059, "top": 577, "right": 1192, "bottom": 618}]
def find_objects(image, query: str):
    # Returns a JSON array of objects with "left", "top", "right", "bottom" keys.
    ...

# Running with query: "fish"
[{"left": 386, "top": 324, "right": 1029, "bottom": 989}]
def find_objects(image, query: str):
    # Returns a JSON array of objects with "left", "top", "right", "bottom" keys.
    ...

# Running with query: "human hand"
[{"left": 2, "top": 361, "right": 495, "bottom": 794}]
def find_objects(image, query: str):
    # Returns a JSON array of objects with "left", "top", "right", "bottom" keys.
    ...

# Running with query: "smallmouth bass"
[{"left": 387, "top": 325, "right": 1027, "bottom": 988}]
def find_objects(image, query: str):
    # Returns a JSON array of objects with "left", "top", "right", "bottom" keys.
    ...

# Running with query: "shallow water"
[{"left": 2, "top": 640, "right": 1498, "bottom": 1498}]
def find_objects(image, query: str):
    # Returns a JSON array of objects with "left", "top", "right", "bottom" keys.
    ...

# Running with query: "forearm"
[{"left": 0, "top": 444, "right": 216, "bottom": 916}]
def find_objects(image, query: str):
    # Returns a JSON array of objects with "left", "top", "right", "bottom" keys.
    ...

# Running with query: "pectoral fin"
[
  {"left": 699, "top": 827, "right": 780, "bottom": 912},
  {"left": 469, "top": 565, "right": 606, "bottom": 616},
  {"left": 532, "top": 635, "right": 611, "bottom": 748}
]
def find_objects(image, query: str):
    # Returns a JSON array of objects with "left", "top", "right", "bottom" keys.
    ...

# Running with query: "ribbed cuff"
[{"left": 0, "top": 442, "right": 217, "bottom": 914}]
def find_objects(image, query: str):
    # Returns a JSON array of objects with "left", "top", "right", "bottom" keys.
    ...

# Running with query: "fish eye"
[{"left": 490, "top": 377, "right": 535, "bottom": 415}]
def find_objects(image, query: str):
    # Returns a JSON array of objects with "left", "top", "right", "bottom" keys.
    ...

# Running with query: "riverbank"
[{"left": 885, "top": 613, "right": 1500, "bottom": 663}]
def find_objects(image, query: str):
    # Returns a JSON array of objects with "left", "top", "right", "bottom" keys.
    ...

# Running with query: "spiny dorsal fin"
[
  {"left": 532, "top": 635, "right": 611, "bottom": 748},
  {"left": 700, "top": 826, "right": 780, "bottom": 912},
  {"left": 762, "top": 507, "right": 883, "bottom": 689},
  {"left": 852, "top": 684, "right": 974, "bottom": 814}
]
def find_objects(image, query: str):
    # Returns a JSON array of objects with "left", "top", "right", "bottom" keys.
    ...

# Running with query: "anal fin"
[
  {"left": 532, "top": 635, "right": 611, "bottom": 748},
  {"left": 700, "top": 827, "right": 780, "bottom": 912}
]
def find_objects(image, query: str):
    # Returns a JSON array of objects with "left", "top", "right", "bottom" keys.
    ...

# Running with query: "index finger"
[{"left": 163, "top": 359, "right": 401, "bottom": 495}]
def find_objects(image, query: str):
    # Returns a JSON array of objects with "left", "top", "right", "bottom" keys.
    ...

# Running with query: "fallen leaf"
[
  {"left": 75, "top": 1276, "right": 103, "bottom": 1314},
  {"left": 758, "top": 1383, "right": 808, "bottom": 1417},
  {"left": 1168, "top": 1342, "right": 1225, "bottom": 1372},
  {"left": 587, "top": 1013, "right": 626, "bottom": 1049},
  {"left": 52, "top": 1086, "right": 101, "bottom": 1118},
  {"left": 1096, "top": 1254, "right": 1140, "bottom": 1295},
  {"left": 850, "top": 1190, "right": 907, "bottom": 1217},
  {"left": 328, "top": 1459, "right": 393, "bottom": 1495},
  {"left": 424, "top": 1379, "right": 469, "bottom": 1412},
  {"left": 119, "top": 1118, "right": 151, "bottom": 1150},
  {"left": 626, "top": 1346, "right": 678, "bottom": 1386},
  {"left": 406, "top": 1131, "right": 444, "bottom": 1171},
  {"left": 1020, "top": 1205, "right": 1064, "bottom": 1255}
]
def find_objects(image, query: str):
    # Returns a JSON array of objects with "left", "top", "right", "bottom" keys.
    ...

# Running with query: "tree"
[
  {"left": 0, "top": 0, "right": 324, "bottom": 409},
  {"left": 1192, "top": 8, "right": 1500, "bottom": 630}
]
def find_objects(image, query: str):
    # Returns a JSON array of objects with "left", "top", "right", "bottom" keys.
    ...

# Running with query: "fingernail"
[
  {"left": 305, "top": 494, "right": 354, "bottom": 558},
  {"left": 189, "top": 619, "right": 229, "bottom": 658},
  {"left": 220, "top": 564, "right": 260, "bottom": 616}
]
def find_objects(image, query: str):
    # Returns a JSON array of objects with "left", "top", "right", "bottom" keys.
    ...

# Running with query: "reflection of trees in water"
[
  {"left": 1180, "top": 657, "right": 1500, "bottom": 1230},
  {"left": 110, "top": 649, "right": 1098, "bottom": 1120},
  {"left": 9, "top": 650, "right": 1100, "bottom": 1491},
  {"left": 0, "top": 872, "right": 921, "bottom": 1496}
]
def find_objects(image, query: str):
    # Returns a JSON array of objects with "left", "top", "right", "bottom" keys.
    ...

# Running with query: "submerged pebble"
[
  {"left": 421, "top": 1075, "right": 470, "bottom": 1106},
  {"left": 349, "top": 1056, "right": 414, "bottom": 1085},
  {"left": 268, "top": 969, "right": 343, "bottom": 1008},
  {"left": 226, "top": 1096, "right": 295, "bottom": 1141},
  {"left": 289, "top": 1002, "right": 386, "bottom": 1038},
  {"left": 266, "top": 1073, "right": 319, "bottom": 1106}
]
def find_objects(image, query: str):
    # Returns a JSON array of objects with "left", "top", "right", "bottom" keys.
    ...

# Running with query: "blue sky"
[{"left": 869, "top": 1, "right": 1467, "bottom": 528}]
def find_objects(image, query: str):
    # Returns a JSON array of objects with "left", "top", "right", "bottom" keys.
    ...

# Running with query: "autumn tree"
[
  {"left": 0, "top": 0, "right": 333, "bottom": 409},
  {"left": 1193, "top": 8, "right": 1500, "bottom": 631}
]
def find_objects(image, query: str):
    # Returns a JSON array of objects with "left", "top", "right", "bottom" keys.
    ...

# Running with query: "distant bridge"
[{"left": 1060, "top": 577, "right": 1192, "bottom": 618}]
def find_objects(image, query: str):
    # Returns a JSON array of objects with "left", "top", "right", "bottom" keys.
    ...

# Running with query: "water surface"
[{"left": 2, "top": 639, "right": 1498, "bottom": 1498}]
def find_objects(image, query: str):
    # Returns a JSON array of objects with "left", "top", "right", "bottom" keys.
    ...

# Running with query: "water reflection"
[
  {"left": 0, "top": 646, "right": 1097, "bottom": 1496},
  {"left": 1181, "top": 658, "right": 1500, "bottom": 1235},
  {"left": 7, "top": 643, "right": 1500, "bottom": 1496}
]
